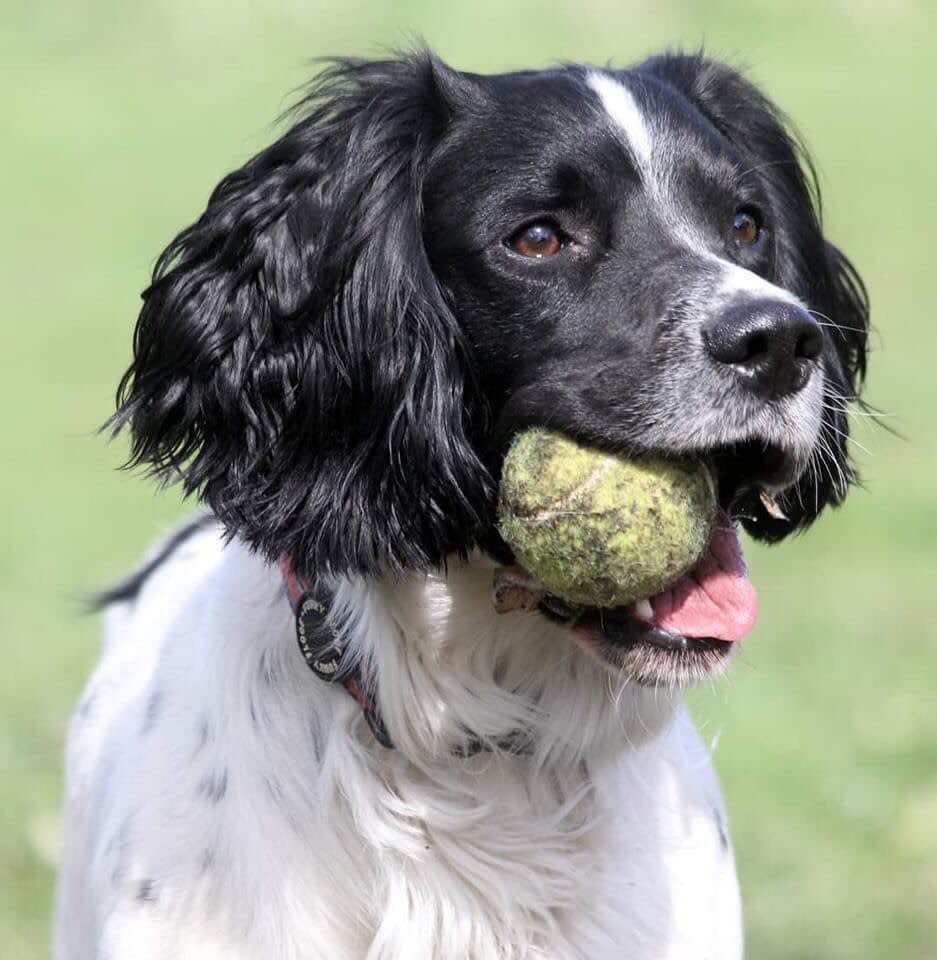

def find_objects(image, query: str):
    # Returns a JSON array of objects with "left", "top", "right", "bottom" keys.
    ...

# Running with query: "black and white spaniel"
[{"left": 55, "top": 50, "right": 868, "bottom": 959}]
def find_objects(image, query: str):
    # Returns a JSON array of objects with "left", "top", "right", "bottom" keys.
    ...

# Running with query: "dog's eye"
[
  {"left": 732, "top": 209, "right": 762, "bottom": 247},
  {"left": 509, "top": 221, "right": 563, "bottom": 258}
]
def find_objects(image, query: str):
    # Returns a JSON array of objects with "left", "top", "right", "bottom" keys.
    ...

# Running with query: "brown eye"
[
  {"left": 509, "top": 221, "right": 563, "bottom": 258},
  {"left": 732, "top": 209, "right": 762, "bottom": 247}
]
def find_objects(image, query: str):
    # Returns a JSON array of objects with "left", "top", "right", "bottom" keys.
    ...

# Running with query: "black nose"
[{"left": 703, "top": 299, "right": 822, "bottom": 399}]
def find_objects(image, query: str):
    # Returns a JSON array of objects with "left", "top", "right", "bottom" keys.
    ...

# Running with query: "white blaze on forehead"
[{"left": 587, "top": 71, "right": 652, "bottom": 171}]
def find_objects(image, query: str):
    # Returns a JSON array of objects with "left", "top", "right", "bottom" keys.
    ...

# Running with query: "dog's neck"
[
  {"left": 262, "top": 553, "right": 683, "bottom": 952},
  {"left": 325, "top": 553, "right": 679, "bottom": 767},
  {"left": 148, "top": 538, "right": 697, "bottom": 955}
]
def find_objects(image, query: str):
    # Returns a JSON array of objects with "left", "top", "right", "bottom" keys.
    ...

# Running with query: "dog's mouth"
[
  {"left": 711, "top": 436, "right": 802, "bottom": 510},
  {"left": 493, "top": 437, "right": 796, "bottom": 686}
]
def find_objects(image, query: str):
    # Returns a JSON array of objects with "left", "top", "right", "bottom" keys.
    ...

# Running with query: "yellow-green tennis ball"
[{"left": 497, "top": 430, "right": 717, "bottom": 609}]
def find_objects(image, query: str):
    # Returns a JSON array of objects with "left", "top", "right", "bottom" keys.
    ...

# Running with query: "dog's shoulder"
[
  {"left": 57, "top": 519, "right": 286, "bottom": 958},
  {"left": 69, "top": 513, "right": 231, "bottom": 769}
]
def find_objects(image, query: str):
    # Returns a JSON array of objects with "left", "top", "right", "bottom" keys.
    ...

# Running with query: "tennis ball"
[{"left": 497, "top": 430, "right": 717, "bottom": 609}]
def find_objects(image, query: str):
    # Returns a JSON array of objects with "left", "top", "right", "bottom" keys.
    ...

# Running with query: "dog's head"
[{"left": 113, "top": 51, "right": 867, "bottom": 685}]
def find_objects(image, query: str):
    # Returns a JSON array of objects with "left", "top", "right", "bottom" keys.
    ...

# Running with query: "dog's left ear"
[
  {"left": 111, "top": 53, "right": 492, "bottom": 578},
  {"left": 644, "top": 53, "right": 870, "bottom": 539}
]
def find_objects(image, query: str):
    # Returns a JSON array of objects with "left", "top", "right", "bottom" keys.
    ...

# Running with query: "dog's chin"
[{"left": 540, "top": 596, "right": 737, "bottom": 688}]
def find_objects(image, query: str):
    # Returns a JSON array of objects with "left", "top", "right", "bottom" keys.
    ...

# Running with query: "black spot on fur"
[
  {"left": 248, "top": 694, "right": 265, "bottom": 731},
  {"left": 136, "top": 878, "right": 158, "bottom": 904},
  {"left": 307, "top": 717, "right": 323, "bottom": 762},
  {"left": 264, "top": 775, "right": 285, "bottom": 805},
  {"left": 78, "top": 690, "right": 96, "bottom": 719},
  {"left": 108, "top": 821, "right": 132, "bottom": 887},
  {"left": 258, "top": 648, "right": 278, "bottom": 688},
  {"left": 141, "top": 690, "right": 163, "bottom": 736},
  {"left": 197, "top": 769, "right": 228, "bottom": 803},
  {"left": 195, "top": 716, "right": 212, "bottom": 754},
  {"left": 713, "top": 806, "right": 730, "bottom": 853}
]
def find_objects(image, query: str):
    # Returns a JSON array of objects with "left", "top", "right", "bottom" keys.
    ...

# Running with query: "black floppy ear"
[
  {"left": 111, "top": 53, "right": 492, "bottom": 578},
  {"left": 643, "top": 53, "right": 870, "bottom": 539}
]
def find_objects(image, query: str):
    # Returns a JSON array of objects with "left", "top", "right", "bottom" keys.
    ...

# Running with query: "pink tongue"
[{"left": 647, "top": 514, "right": 758, "bottom": 642}]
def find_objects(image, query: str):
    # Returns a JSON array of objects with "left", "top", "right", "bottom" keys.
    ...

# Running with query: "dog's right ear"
[{"left": 110, "top": 53, "right": 493, "bottom": 579}]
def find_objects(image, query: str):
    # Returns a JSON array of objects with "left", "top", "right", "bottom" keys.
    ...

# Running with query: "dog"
[{"left": 54, "top": 50, "right": 868, "bottom": 959}]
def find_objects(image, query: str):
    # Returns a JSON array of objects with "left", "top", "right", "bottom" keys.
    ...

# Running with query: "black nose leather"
[{"left": 703, "top": 299, "right": 822, "bottom": 399}]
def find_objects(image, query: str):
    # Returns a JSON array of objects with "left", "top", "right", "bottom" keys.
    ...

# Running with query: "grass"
[{"left": 2, "top": 1, "right": 935, "bottom": 957}]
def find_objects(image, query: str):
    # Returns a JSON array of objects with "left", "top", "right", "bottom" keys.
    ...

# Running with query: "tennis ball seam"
[
  {"left": 497, "top": 430, "right": 717, "bottom": 609},
  {"left": 512, "top": 459, "right": 616, "bottom": 521}
]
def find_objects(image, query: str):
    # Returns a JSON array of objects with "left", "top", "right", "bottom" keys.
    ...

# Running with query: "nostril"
[
  {"left": 743, "top": 331, "right": 768, "bottom": 363},
  {"left": 704, "top": 323, "right": 771, "bottom": 366},
  {"left": 795, "top": 324, "right": 823, "bottom": 361}
]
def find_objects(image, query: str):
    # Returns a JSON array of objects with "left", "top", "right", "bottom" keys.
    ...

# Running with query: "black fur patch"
[{"left": 92, "top": 512, "right": 217, "bottom": 610}]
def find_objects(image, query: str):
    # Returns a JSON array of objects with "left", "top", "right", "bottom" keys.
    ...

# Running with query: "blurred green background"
[{"left": 2, "top": 1, "right": 935, "bottom": 957}]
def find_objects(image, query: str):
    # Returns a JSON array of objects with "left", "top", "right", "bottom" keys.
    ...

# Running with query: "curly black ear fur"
[
  {"left": 110, "top": 53, "right": 492, "bottom": 579},
  {"left": 643, "top": 53, "right": 870, "bottom": 539}
]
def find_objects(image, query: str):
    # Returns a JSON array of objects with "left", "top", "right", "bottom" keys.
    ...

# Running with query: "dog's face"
[
  {"left": 427, "top": 66, "right": 832, "bottom": 482},
  {"left": 113, "top": 52, "right": 867, "bottom": 684}
]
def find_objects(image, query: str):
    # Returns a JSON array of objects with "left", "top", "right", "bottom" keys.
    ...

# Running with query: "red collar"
[{"left": 279, "top": 555, "right": 393, "bottom": 748}]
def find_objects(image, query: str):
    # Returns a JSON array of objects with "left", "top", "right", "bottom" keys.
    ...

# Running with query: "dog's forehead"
[
  {"left": 585, "top": 71, "right": 655, "bottom": 171},
  {"left": 584, "top": 69, "right": 740, "bottom": 185},
  {"left": 463, "top": 66, "right": 738, "bottom": 187}
]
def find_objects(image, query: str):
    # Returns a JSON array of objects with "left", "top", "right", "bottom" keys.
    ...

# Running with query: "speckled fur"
[{"left": 55, "top": 520, "right": 742, "bottom": 959}]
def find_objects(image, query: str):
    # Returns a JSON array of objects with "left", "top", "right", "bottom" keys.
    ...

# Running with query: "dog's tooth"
[
  {"left": 759, "top": 489, "right": 788, "bottom": 520},
  {"left": 633, "top": 598, "right": 654, "bottom": 621}
]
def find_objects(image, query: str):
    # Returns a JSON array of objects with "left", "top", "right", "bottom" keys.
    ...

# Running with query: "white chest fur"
[{"left": 55, "top": 523, "right": 742, "bottom": 959}]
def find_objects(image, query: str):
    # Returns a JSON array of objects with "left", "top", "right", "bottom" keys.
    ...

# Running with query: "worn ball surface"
[{"left": 497, "top": 430, "right": 717, "bottom": 609}]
